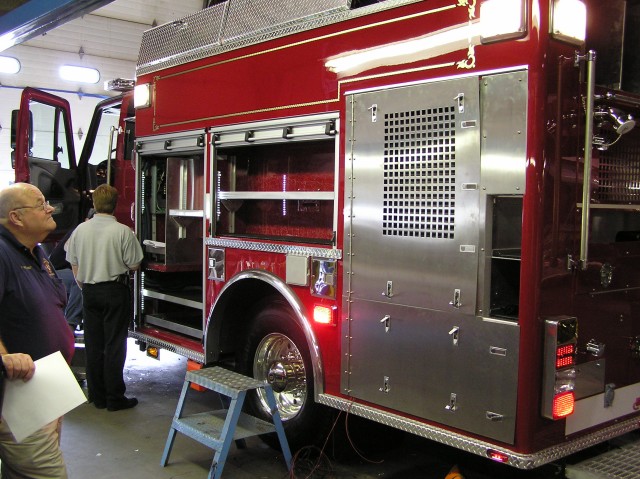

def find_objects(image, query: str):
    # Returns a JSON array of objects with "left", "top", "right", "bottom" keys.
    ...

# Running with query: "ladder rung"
[{"left": 172, "top": 410, "right": 277, "bottom": 448}]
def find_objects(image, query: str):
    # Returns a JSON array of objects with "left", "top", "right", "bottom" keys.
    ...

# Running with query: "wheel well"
[
  {"left": 206, "top": 278, "right": 275, "bottom": 363},
  {"left": 205, "top": 271, "right": 325, "bottom": 398}
]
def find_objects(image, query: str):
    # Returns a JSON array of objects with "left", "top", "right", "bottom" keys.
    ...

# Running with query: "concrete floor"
[{"left": 59, "top": 339, "right": 635, "bottom": 479}]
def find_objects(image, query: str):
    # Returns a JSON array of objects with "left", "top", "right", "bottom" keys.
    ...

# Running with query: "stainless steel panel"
[
  {"left": 136, "top": 130, "right": 206, "bottom": 156},
  {"left": 480, "top": 71, "right": 527, "bottom": 195},
  {"left": 142, "top": 288, "right": 203, "bottom": 309},
  {"left": 345, "top": 77, "right": 480, "bottom": 315},
  {"left": 145, "top": 313, "right": 201, "bottom": 338},
  {"left": 477, "top": 71, "right": 527, "bottom": 318},
  {"left": 344, "top": 299, "right": 519, "bottom": 443},
  {"left": 574, "top": 359, "right": 606, "bottom": 400}
]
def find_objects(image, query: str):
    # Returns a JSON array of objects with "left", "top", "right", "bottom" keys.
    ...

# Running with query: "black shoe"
[
  {"left": 107, "top": 397, "right": 138, "bottom": 411},
  {"left": 89, "top": 398, "right": 106, "bottom": 409}
]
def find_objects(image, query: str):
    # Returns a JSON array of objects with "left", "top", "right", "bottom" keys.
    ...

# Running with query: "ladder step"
[
  {"left": 172, "top": 410, "right": 278, "bottom": 450},
  {"left": 566, "top": 436, "right": 640, "bottom": 479},
  {"left": 162, "top": 367, "right": 292, "bottom": 477},
  {"left": 186, "top": 367, "right": 266, "bottom": 396}
]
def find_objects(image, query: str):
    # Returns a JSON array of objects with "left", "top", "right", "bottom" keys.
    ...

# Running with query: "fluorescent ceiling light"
[
  {"left": 0, "top": 32, "right": 16, "bottom": 52},
  {"left": 59, "top": 65, "right": 100, "bottom": 84},
  {"left": 0, "top": 56, "right": 20, "bottom": 74}
]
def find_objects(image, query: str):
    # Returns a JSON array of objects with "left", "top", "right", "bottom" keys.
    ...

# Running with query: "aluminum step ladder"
[{"left": 160, "top": 366, "right": 292, "bottom": 479}]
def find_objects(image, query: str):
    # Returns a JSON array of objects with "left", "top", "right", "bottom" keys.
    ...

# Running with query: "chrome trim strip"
[
  {"left": 205, "top": 237, "right": 342, "bottom": 259},
  {"left": 128, "top": 330, "right": 205, "bottom": 363},
  {"left": 316, "top": 394, "right": 640, "bottom": 469},
  {"left": 213, "top": 270, "right": 324, "bottom": 396}
]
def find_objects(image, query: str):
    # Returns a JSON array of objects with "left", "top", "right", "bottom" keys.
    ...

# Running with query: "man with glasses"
[{"left": 0, "top": 182, "right": 75, "bottom": 479}]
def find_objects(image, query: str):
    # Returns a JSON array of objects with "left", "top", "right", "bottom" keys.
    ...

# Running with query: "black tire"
[{"left": 239, "top": 300, "right": 333, "bottom": 452}]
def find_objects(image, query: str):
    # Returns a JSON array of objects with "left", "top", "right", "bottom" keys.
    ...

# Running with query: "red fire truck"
[{"left": 12, "top": 0, "right": 640, "bottom": 471}]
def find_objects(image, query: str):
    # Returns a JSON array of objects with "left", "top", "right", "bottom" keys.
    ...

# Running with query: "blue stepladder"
[{"left": 160, "top": 366, "right": 293, "bottom": 479}]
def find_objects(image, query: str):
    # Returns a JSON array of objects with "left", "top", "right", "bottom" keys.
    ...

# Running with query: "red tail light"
[
  {"left": 552, "top": 391, "right": 575, "bottom": 419},
  {"left": 487, "top": 449, "right": 509, "bottom": 463},
  {"left": 542, "top": 316, "right": 578, "bottom": 420}
]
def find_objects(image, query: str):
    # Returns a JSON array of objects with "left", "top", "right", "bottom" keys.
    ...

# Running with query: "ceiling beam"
[{"left": 0, "top": 0, "right": 115, "bottom": 52}]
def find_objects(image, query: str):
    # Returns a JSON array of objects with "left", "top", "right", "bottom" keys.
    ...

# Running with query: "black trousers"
[{"left": 82, "top": 282, "right": 130, "bottom": 406}]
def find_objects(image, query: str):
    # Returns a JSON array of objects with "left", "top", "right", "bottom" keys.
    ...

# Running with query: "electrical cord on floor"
[
  {"left": 288, "top": 403, "right": 384, "bottom": 479},
  {"left": 343, "top": 404, "right": 384, "bottom": 466}
]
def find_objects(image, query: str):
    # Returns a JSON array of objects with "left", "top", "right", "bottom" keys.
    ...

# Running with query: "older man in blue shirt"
[{"left": 0, "top": 182, "right": 75, "bottom": 479}]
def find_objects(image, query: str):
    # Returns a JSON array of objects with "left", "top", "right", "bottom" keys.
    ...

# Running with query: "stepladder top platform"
[{"left": 187, "top": 367, "right": 268, "bottom": 396}]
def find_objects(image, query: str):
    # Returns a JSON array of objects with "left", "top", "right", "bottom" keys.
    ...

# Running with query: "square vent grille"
[
  {"left": 595, "top": 136, "right": 640, "bottom": 204},
  {"left": 383, "top": 107, "right": 456, "bottom": 239}
]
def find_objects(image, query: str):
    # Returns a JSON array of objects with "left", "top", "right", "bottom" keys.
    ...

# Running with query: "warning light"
[
  {"left": 313, "top": 305, "right": 336, "bottom": 325},
  {"left": 556, "top": 344, "right": 576, "bottom": 369},
  {"left": 552, "top": 391, "right": 575, "bottom": 419},
  {"left": 487, "top": 449, "right": 509, "bottom": 463},
  {"left": 146, "top": 346, "right": 160, "bottom": 359}
]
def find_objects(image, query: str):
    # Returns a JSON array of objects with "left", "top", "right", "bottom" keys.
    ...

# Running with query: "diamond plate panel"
[
  {"left": 317, "top": 393, "right": 640, "bottom": 470},
  {"left": 205, "top": 237, "right": 342, "bottom": 259},
  {"left": 128, "top": 330, "right": 205, "bottom": 363},
  {"left": 136, "top": 0, "right": 422, "bottom": 76},
  {"left": 138, "top": 3, "right": 227, "bottom": 70},
  {"left": 221, "top": 0, "right": 350, "bottom": 43}
]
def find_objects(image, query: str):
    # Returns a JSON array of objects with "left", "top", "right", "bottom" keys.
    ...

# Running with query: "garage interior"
[{"left": 2, "top": 2, "right": 640, "bottom": 479}]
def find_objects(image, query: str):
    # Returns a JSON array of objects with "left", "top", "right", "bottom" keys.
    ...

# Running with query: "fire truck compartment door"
[
  {"left": 344, "top": 300, "right": 519, "bottom": 444},
  {"left": 345, "top": 76, "right": 480, "bottom": 314}
]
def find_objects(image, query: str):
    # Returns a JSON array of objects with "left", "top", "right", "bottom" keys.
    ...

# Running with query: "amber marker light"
[
  {"left": 146, "top": 346, "right": 160, "bottom": 359},
  {"left": 313, "top": 305, "right": 336, "bottom": 325}
]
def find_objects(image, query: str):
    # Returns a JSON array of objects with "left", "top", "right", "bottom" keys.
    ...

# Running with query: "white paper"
[{"left": 2, "top": 351, "right": 87, "bottom": 442}]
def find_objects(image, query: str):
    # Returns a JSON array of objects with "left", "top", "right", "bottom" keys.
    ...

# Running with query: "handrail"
[
  {"left": 106, "top": 126, "right": 117, "bottom": 186},
  {"left": 579, "top": 50, "right": 596, "bottom": 270}
]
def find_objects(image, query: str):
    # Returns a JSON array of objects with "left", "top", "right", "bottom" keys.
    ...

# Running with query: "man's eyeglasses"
[{"left": 12, "top": 201, "right": 51, "bottom": 212}]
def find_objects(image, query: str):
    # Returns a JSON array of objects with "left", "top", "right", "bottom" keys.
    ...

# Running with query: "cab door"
[
  {"left": 77, "top": 92, "right": 135, "bottom": 229},
  {"left": 12, "top": 87, "right": 80, "bottom": 236}
]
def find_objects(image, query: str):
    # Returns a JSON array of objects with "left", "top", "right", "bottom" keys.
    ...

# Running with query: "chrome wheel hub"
[{"left": 253, "top": 333, "right": 307, "bottom": 421}]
